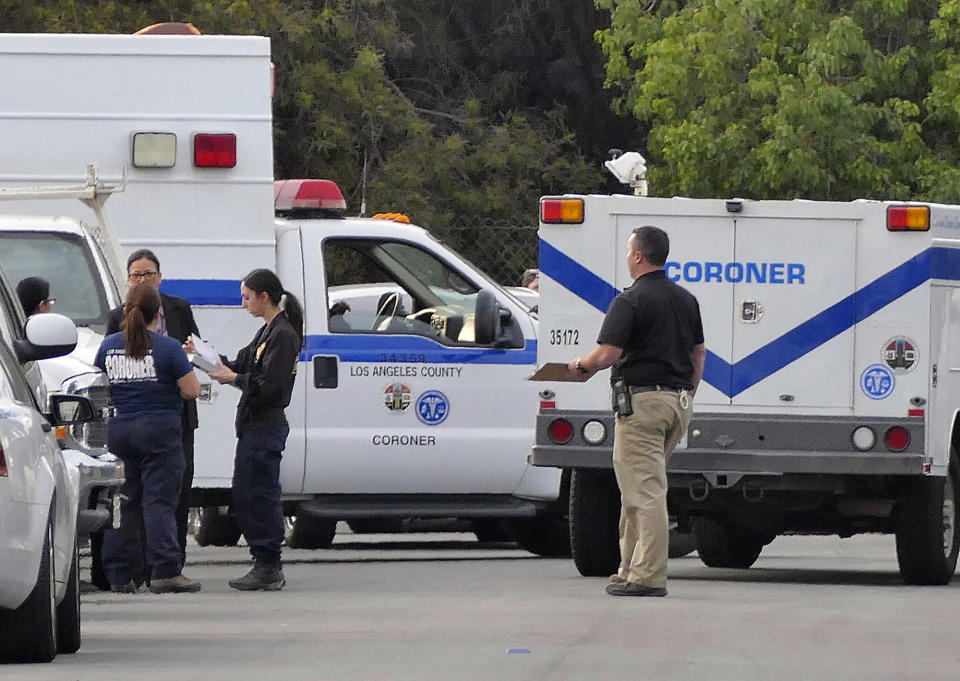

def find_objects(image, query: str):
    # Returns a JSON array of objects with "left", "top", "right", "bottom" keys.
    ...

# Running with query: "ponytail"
[
  {"left": 121, "top": 283, "right": 161, "bottom": 360},
  {"left": 281, "top": 290, "right": 304, "bottom": 345}
]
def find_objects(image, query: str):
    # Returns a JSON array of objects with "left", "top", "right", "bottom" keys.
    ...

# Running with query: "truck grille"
[{"left": 71, "top": 384, "right": 111, "bottom": 452}]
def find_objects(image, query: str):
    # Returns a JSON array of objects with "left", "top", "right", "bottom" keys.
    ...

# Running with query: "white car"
[{"left": 0, "top": 302, "right": 100, "bottom": 662}]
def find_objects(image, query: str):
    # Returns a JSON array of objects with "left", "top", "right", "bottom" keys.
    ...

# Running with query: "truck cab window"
[
  {"left": 322, "top": 238, "right": 485, "bottom": 344},
  {"left": 0, "top": 232, "right": 111, "bottom": 330}
]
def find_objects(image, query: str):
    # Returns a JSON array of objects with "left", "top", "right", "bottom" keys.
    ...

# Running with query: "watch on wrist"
[{"left": 575, "top": 358, "right": 589, "bottom": 375}]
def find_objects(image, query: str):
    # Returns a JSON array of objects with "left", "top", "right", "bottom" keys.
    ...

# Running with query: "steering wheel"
[{"left": 371, "top": 292, "right": 401, "bottom": 330}]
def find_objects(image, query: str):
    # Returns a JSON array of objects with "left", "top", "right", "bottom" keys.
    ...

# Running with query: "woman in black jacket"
[{"left": 207, "top": 268, "right": 303, "bottom": 591}]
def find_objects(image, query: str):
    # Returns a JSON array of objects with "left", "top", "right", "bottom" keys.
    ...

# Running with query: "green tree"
[{"left": 596, "top": 0, "right": 960, "bottom": 201}]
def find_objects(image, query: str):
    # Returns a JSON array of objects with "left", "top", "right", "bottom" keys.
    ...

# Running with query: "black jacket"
[
  {"left": 107, "top": 292, "right": 200, "bottom": 430},
  {"left": 222, "top": 313, "right": 300, "bottom": 437}
]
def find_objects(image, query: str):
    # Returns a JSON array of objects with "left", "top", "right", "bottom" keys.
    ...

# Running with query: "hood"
[{"left": 37, "top": 327, "right": 105, "bottom": 391}]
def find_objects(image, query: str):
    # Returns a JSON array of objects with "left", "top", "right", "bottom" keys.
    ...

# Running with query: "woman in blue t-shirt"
[{"left": 94, "top": 284, "right": 201, "bottom": 594}]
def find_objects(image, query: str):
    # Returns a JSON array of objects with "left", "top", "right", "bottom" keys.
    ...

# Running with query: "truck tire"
[
  {"left": 56, "top": 538, "right": 81, "bottom": 654},
  {"left": 287, "top": 515, "right": 337, "bottom": 549},
  {"left": 194, "top": 506, "right": 241, "bottom": 547},
  {"left": 693, "top": 518, "right": 766, "bottom": 569},
  {"left": 504, "top": 516, "right": 571, "bottom": 557},
  {"left": 668, "top": 525, "right": 697, "bottom": 559},
  {"left": 569, "top": 468, "right": 620, "bottom": 576},
  {"left": 0, "top": 515, "right": 58, "bottom": 663},
  {"left": 895, "top": 450, "right": 960, "bottom": 585}
]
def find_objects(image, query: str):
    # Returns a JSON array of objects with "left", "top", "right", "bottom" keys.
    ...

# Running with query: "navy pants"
[
  {"left": 103, "top": 414, "right": 185, "bottom": 584},
  {"left": 232, "top": 427, "right": 288, "bottom": 566}
]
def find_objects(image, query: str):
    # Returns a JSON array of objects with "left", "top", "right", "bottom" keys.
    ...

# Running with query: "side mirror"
[
  {"left": 474, "top": 289, "right": 500, "bottom": 346},
  {"left": 47, "top": 393, "right": 97, "bottom": 425},
  {"left": 13, "top": 313, "right": 78, "bottom": 362}
]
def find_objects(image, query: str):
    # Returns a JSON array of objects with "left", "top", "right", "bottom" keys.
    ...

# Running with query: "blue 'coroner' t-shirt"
[{"left": 94, "top": 331, "right": 193, "bottom": 419}]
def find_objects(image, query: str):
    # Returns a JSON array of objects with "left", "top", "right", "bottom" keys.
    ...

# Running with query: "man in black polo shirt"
[{"left": 568, "top": 225, "right": 705, "bottom": 597}]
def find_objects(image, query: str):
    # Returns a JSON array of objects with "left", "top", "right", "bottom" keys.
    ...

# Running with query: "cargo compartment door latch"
[{"left": 739, "top": 300, "right": 763, "bottom": 323}]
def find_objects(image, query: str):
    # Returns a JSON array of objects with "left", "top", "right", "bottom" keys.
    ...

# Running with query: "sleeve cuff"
[{"left": 234, "top": 373, "right": 246, "bottom": 390}]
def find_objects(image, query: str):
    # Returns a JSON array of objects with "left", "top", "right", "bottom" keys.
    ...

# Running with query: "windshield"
[
  {"left": 0, "top": 232, "right": 111, "bottom": 329},
  {"left": 377, "top": 241, "right": 479, "bottom": 306}
]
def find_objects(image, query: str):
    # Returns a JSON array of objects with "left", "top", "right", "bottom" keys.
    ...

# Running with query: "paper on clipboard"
[
  {"left": 188, "top": 336, "right": 221, "bottom": 373},
  {"left": 528, "top": 362, "right": 592, "bottom": 382}
]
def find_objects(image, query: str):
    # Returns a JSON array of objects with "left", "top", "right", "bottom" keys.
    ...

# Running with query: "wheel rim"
[{"left": 943, "top": 473, "right": 956, "bottom": 558}]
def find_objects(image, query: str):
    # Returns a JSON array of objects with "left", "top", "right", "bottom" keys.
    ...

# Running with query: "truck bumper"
[
  {"left": 532, "top": 411, "right": 927, "bottom": 476},
  {"left": 60, "top": 449, "right": 124, "bottom": 535}
]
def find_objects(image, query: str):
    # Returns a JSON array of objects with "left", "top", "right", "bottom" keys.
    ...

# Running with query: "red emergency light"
[
  {"left": 274, "top": 179, "right": 347, "bottom": 212},
  {"left": 887, "top": 205, "right": 929, "bottom": 231},
  {"left": 194, "top": 133, "right": 237, "bottom": 168}
]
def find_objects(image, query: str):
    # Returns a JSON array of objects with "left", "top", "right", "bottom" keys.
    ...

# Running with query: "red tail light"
[
  {"left": 548, "top": 419, "right": 574, "bottom": 444},
  {"left": 884, "top": 427, "right": 910, "bottom": 452},
  {"left": 194, "top": 133, "right": 237, "bottom": 168},
  {"left": 0, "top": 443, "right": 7, "bottom": 477}
]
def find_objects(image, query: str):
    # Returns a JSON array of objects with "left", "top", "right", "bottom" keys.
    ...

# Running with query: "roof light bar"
[{"left": 274, "top": 179, "right": 347, "bottom": 212}]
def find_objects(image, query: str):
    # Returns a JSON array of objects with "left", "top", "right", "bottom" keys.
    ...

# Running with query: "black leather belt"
[{"left": 629, "top": 385, "right": 684, "bottom": 394}]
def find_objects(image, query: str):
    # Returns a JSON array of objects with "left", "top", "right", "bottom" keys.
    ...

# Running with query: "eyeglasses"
[
  {"left": 128, "top": 271, "right": 159, "bottom": 282},
  {"left": 44, "top": 298, "right": 55, "bottom": 306}
]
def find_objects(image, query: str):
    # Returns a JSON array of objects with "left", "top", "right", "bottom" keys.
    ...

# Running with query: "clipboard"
[
  {"left": 188, "top": 336, "right": 221, "bottom": 373},
  {"left": 528, "top": 362, "right": 592, "bottom": 382}
]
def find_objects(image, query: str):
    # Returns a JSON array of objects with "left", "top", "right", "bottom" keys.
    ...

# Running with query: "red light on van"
[
  {"left": 274, "top": 179, "right": 347, "bottom": 212},
  {"left": 884, "top": 426, "right": 910, "bottom": 452},
  {"left": 541, "top": 198, "right": 584, "bottom": 224},
  {"left": 887, "top": 205, "right": 929, "bottom": 231},
  {"left": 548, "top": 418, "right": 574, "bottom": 444},
  {"left": 194, "top": 133, "right": 237, "bottom": 168},
  {"left": 0, "top": 443, "right": 7, "bottom": 477}
]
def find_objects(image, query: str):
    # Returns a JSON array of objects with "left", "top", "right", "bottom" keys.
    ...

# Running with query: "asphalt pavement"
[{"left": 4, "top": 527, "right": 959, "bottom": 681}]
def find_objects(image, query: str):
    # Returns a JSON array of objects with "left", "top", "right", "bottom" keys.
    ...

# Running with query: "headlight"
[{"left": 60, "top": 371, "right": 111, "bottom": 454}]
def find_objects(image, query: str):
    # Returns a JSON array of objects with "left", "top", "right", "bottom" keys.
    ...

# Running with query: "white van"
[
  {"left": 534, "top": 191, "right": 960, "bottom": 584},
  {"left": 0, "top": 33, "right": 564, "bottom": 554}
]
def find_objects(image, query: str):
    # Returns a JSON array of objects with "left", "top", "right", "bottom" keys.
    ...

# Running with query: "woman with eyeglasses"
[
  {"left": 94, "top": 283, "right": 202, "bottom": 594},
  {"left": 15, "top": 276, "right": 54, "bottom": 315}
]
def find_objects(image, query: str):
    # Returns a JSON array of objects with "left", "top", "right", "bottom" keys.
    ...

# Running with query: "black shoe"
[
  {"left": 605, "top": 582, "right": 667, "bottom": 597},
  {"left": 229, "top": 562, "right": 285, "bottom": 591},
  {"left": 110, "top": 580, "right": 138, "bottom": 594}
]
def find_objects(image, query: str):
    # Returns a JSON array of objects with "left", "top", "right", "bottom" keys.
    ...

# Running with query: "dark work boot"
[{"left": 229, "top": 561, "right": 285, "bottom": 591}]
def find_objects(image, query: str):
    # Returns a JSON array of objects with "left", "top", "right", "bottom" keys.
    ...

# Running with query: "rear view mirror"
[
  {"left": 14, "top": 313, "right": 78, "bottom": 362},
  {"left": 47, "top": 393, "right": 97, "bottom": 426}
]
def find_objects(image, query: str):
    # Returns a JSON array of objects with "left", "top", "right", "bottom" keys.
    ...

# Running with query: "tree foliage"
[{"left": 596, "top": 0, "right": 960, "bottom": 201}]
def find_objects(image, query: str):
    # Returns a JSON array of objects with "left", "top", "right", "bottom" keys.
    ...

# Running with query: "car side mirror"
[
  {"left": 474, "top": 289, "right": 500, "bottom": 345},
  {"left": 14, "top": 313, "right": 78, "bottom": 363},
  {"left": 47, "top": 393, "right": 97, "bottom": 425}
]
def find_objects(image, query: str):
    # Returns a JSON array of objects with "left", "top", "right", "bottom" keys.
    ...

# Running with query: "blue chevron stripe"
[{"left": 540, "top": 239, "right": 960, "bottom": 398}]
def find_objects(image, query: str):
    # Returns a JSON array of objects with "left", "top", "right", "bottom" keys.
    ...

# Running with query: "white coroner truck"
[{"left": 533, "top": 192, "right": 960, "bottom": 585}]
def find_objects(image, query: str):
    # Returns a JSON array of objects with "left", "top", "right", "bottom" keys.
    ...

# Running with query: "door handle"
[{"left": 313, "top": 355, "right": 339, "bottom": 389}]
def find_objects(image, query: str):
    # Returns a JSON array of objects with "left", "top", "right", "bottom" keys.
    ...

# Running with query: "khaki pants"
[{"left": 613, "top": 390, "right": 692, "bottom": 588}]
